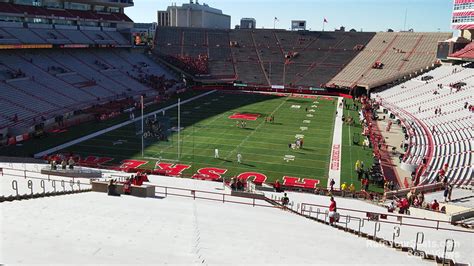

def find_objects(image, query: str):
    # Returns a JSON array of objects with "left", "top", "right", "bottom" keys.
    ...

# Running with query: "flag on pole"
[
  {"left": 324, "top": 18, "right": 328, "bottom": 23},
  {"left": 141, "top": 95, "right": 144, "bottom": 110}
]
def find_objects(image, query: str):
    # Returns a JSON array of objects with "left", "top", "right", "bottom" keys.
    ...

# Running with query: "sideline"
[
  {"left": 33, "top": 90, "right": 217, "bottom": 158},
  {"left": 327, "top": 97, "right": 343, "bottom": 189}
]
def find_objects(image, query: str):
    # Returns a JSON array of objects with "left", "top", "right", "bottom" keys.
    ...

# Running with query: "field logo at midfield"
[
  {"left": 283, "top": 176, "right": 320, "bottom": 189},
  {"left": 193, "top": 167, "right": 228, "bottom": 181},
  {"left": 228, "top": 113, "right": 260, "bottom": 121},
  {"left": 154, "top": 162, "right": 191, "bottom": 176},
  {"left": 330, "top": 144, "right": 340, "bottom": 170}
]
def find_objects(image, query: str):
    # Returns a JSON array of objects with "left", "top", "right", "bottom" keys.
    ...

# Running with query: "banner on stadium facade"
[
  {"left": 0, "top": 44, "right": 53, "bottom": 49},
  {"left": 233, "top": 83, "right": 248, "bottom": 87},
  {"left": 271, "top": 85, "right": 285, "bottom": 90},
  {"left": 309, "top": 87, "right": 326, "bottom": 91}
]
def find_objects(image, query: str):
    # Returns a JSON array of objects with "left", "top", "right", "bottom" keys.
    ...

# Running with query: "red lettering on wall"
[
  {"left": 154, "top": 162, "right": 191, "bottom": 176},
  {"left": 192, "top": 168, "right": 228, "bottom": 181},
  {"left": 282, "top": 176, "right": 320, "bottom": 189},
  {"left": 330, "top": 144, "right": 340, "bottom": 171},
  {"left": 237, "top": 172, "right": 267, "bottom": 185},
  {"left": 120, "top": 159, "right": 148, "bottom": 170}
]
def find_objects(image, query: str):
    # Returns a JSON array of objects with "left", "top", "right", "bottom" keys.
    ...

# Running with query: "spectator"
[
  {"left": 417, "top": 192, "right": 425, "bottom": 206},
  {"left": 274, "top": 180, "right": 283, "bottom": 192},
  {"left": 443, "top": 186, "right": 449, "bottom": 202},
  {"left": 107, "top": 179, "right": 120, "bottom": 196},
  {"left": 341, "top": 182, "right": 347, "bottom": 197},
  {"left": 328, "top": 197, "right": 338, "bottom": 224},
  {"left": 448, "top": 185, "right": 453, "bottom": 202},
  {"left": 387, "top": 201, "right": 396, "bottom": 212},
  {"left": 349, "top": 183, "right": 356, "bottom": 197},
  {"left": 413, "top": 197, "right": 420, "bottom": 207},
  {"left": 236, "top": 178, "right": 244, "bottom": 191},
  {"left": 281, "top": 193, "right": 289, "bottom": 206},
  {"left": 398, "top": 197, "right": 409, "bottom": 214},
  {"left": 51, "top": 160, "right": 57, "bottom": 170},
  {"left": 431, "top": 199, "right": 439, "bottom": 211},
  {"left": 362, "top": 178, "right": 369, "bottom": 191},
  {"left": 123, "top": 178, "right": 131, "bottom": 195},
  {"left": 61, "top": 159, "right": 67, "bottom": 170},
  {"left": 68, "top": 157, "right": 75, "bottom": 170},
  {"left": 329, "top": 179, "right": 335, "bottom": 191},
  {"left": 135, "top": 172, "right": 144, "bottom": 186},
  {"left": 442, "top": 175, "right": 448, "bottom": 185},
  {"left": 230, "top": 178, "right": 236, "bottom": 191}
]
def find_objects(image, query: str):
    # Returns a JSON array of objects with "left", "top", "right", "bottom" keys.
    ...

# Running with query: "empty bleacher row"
[
  {"left": 329, "top": 32, "right": 452, "bottom": 89},
  {"left": 0, "top": 22, "right": 129, "bottom": 46},
  {"left": 0, "top": 49, "right": 173, "bottom": 130},
  {"left": 373, "top": 65, "right": 473, "bottom": 186}
]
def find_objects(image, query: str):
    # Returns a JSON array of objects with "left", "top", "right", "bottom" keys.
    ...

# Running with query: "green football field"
[{"left": 64, "top": 91, "right": 339, "bottom": 186}]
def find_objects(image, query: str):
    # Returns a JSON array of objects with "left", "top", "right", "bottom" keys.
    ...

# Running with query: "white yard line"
[
  {"left": 223, "top": 97, "right": 288, "bottom": 161},
  {"left": 327, "top": 97, "right": 343, "bottom": 190},
  {"left": 33, "top": 90, "right": 217, "bottom": 158}
]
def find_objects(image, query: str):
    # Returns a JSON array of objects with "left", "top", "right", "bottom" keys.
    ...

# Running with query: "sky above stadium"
[{"left": 126, "top": 0, "right": 454, "bottom": 33}]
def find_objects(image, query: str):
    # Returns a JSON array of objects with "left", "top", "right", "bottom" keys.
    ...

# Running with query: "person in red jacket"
[
  {"left": 123, "top": 178, "right": 131, "bottom": 195},
  {"left": 431, "top": 199, "right": 440, "bottom": 211},
  {"left": 136, "top": 173, "right": 144, "bottom": 186},
  {"left": 142, "top": 173, "right": 149, "bottom": 183},
  {"left": 274, "top": 180, "right": 283, "bottom": 193},
  {"left": 329, "top": 197, "right": 338, "bottom": 224},
  {"left": 398, "top": 197, "right": 410, "bottom": 214}
]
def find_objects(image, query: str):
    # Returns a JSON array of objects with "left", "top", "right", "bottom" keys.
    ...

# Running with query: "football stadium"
[{"left": 0, "top": 0, "right": 473, "bottom": 265}]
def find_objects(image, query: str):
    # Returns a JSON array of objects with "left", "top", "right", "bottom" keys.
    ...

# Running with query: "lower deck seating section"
[
  {"left": 0, "top": 49, "right": 174, "bottom": 130},
  {"left": 330, "top": 32, "right": 452, "bottom": 89},
  {"left": 0, "top": 24, "right": 130, "bottom": 46},
  {"left": 154, "top": 27, "right": 375, "bottom": 86},
  {"left": 373, "top": 65, "right": 473, "bottom": 186}
]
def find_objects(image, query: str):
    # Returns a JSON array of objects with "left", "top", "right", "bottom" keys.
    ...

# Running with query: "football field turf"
[{"left": 65, "top": 91, "right": 338, "bottom": 186}]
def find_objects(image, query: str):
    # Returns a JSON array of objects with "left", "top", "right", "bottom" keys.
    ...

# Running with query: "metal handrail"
[
  {"left": 301, "top": 203, "right": 473, "bottom": 234},
  {"left": 301, "top": 202, "right": 459, "bottom": 225}
]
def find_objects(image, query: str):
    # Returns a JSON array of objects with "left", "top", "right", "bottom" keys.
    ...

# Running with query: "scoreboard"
[{"left": 291, "top": 20, "right": 307, "bottom": 31}]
